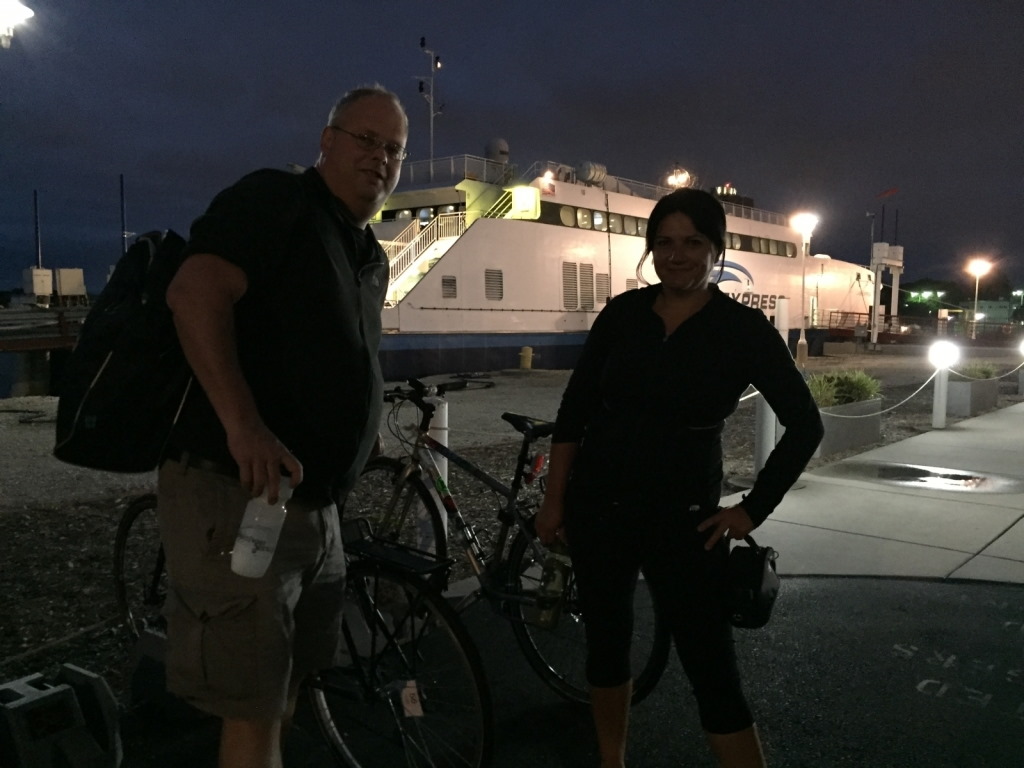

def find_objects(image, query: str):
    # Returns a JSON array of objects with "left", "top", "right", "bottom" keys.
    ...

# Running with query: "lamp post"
[
  {"left": 966, "top": 258, "right": 991, "bottom": 340},
  {"left": 0, "top": 0, "right": 34, "bottom": 48},
  {"left": 790, "top": 212, "right": 819, "bottom": 368}
]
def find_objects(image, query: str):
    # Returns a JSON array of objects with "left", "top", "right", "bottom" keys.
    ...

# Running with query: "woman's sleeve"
[
  {"left": 740, "top": 318, "right": 824, "bottom": 524},
  {"left": 551, "top": 299, "right": 620, "bottom": 444}
]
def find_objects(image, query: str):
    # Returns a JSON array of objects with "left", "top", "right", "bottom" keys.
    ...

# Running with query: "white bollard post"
[
  {"left": 928, "top": 340, "right": 959, "bottom": 431},
  {"left": 754, "top": 395, "right": 776, "bottom": 476},
  {"left": 426, "top": 396, "right": 449, "bottom": 540},
  {"left": 752, "top": 299, "right": 787, "bottom": 475},
  {"left": 426, "top": 397, "right": 448, "bottom": 484},
  {"left": 932, "top": 368, "right": 949, "bottom": 429}
]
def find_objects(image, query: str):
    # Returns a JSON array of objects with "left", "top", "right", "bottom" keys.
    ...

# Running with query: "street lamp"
[
  {"left": 966, "top": 258, "right": 991, "bottom": 340},
  {"left": 1013, "top": 289, "right": 1023, "bottom": 307},
  {"left": 790, "top": 212, "right": 819, "bottom": 367},
  {"left": 0, "top": 0, "right": 34, "bottom": 48}
]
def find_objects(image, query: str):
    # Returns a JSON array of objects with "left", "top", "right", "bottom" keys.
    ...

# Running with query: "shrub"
[
  {"left": 955, "top": 361, "right": 999, "bottom": 379},
  {"left": 806, "top": 369, "right": 881, "bottom": 407}
]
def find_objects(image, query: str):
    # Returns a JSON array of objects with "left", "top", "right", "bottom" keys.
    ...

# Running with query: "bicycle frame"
[{"left": 391, "top": 390, "right": 549, "bottom": 609}]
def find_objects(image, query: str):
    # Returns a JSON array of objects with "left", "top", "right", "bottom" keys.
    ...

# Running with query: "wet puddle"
[{"left": 823, "top": 461, "right": 1024, "bottom": 493}]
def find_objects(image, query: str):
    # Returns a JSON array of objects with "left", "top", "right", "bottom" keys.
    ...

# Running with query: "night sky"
[{"left": 1, "top": 1, "right": 1021, "bottom": 295}]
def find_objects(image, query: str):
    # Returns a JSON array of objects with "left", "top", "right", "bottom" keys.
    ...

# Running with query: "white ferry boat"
[{"left": 370, "top": 145, "right": 876, "bottom": 380}]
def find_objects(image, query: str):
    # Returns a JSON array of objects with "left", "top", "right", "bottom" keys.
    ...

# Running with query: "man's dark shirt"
[
  {"left": 170, "top": 167, "right": 388, "bottom": 504},
  {"left": 553, "top": 284, "right": 823, "bottom": 524}
]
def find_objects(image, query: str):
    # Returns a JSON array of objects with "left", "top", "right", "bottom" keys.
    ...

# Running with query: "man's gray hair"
[{"left": 327, "top": 83, "right": 407, "bottom": 128}]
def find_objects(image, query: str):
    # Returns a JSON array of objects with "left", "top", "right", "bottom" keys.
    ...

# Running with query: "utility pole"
[{"left": 417, "top": 37, "right": 442, "bottom": 179}]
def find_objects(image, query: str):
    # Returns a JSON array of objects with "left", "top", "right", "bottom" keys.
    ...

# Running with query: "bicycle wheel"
[
  {"left": 309, "top": 558, "right": 493, "bottom": 768},
  {"left": 346, "top": 457, "right": 448, "bottom": 560},
  {"left": 112, "top": 493, "right": 167, "bottom": 640},
  {"left": 505, "top": 527, "right": 671, "bottom": 705}
]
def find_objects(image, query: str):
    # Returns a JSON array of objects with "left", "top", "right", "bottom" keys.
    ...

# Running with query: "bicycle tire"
[
  {"left": 347, "top": 457, "right": 448, "bottom": 562},
  {"left": 309, "top": 558, "right": 493, "bottom": 768},
  {"left": 112, "top": 493, "right": 167, "bottom": 641},
  {"left": 505, "top": 527, "right": 671, "bottom": 706}
]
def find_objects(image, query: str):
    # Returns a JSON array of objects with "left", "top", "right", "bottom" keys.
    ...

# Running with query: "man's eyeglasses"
[{"left": 329, "top": 126, "right": 408, "bottom": 162}]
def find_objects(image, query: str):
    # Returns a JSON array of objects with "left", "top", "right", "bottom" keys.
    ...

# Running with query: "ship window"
[
  {"left": 576, "top": 209, "right": 592, "bottom": 229},
  {"left": 395, "top": 209, "right": 413, "bottom": 219},
  {"left": 562, "top": 262, "right": 579, "bottom": 309},
  {"left": 580, "top": 264, "right": 595, "bottom": 309},
  {"left": 785, "top": 242, "right": 796, "bottom": 258},
  {"left": 485, "top": 269, "right": 503, "bottom": 300},
  {"left": 623, "top": 216, "right": 638, "bottom": 236},
  {"left": 596, "top": 272, "right": 610, "bottom": 304},
  {"left": 769, "top": 239, "right": 779, "bottom": 256},
  {"left": 759, "top": 238, "right": 769, "bottom": 254},
  {"left": 592, "top": 211, "right": 607, "bottom": 232},
  {"left": 442, "top": 275, "right": 457, "bottom": 299},
  {"left": 751, "top": 238, "right": 761, "bottom": 253},
  {"left": 625, "top": 278, "right": 639, "bottom": 291},
  {"left": 559, "top": 206, "right": 576, "bottom": 227},
  {"left": 440, "top": 204, "right": 457, "bottom": 214},
  {"left": 729, "top": 232, "right": 742, "bottom": 250},
  {"left": 637, "top": 219, "right": 647, "bottom": 238},
  {"left": 608, "top": 214, "right": 623, "bottom": 234}
]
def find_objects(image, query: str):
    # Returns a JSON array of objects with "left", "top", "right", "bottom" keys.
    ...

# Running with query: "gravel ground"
[{"left": 1, "top": 348, "right": 1021, "bottom": 706}]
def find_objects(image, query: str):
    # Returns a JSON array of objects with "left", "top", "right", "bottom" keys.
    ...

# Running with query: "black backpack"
[{"left": 53, "top": 230, "right": 194, "bottom": 473}]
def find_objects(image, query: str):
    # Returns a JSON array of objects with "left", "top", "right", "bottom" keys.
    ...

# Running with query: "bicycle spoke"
[{"left": 310, "top": 561, "right": 492, "bottom": 767}]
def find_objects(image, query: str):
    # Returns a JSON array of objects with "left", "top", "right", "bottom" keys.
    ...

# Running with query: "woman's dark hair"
[
  {"left": 645, "top": 188, "right": 726, "bottom": 258},
  {"left": 636, "top": 188, "right": 727, "bottom": 285}
]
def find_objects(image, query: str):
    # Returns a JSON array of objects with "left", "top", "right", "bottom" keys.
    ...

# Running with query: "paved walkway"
[{"left": 108, "top": 399, "right": 1024, "bottom": 766}]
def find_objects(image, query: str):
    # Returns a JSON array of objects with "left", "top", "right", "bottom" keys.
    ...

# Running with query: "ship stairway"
[
  {"left": 384, "top": 212, "right": 466, "bottom": 304},
  {"left": 482, "top": 191, "right": 513, "bottom": 219}
]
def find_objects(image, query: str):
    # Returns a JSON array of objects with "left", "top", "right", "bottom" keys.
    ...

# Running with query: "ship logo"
[{"left": 713, "top": 260, "right": 754, "bottom": 288}]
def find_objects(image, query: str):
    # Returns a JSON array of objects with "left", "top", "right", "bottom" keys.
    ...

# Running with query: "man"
[{"left": 159, "top": 84, "right": 408, "bottom": 768}]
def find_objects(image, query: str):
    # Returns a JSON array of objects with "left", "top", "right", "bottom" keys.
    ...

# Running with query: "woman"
[{"left": 535, "top": 188, "right": 823, "bottom": 768}]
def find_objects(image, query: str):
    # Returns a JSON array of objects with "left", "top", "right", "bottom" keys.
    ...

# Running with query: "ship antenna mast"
[{"left": 417, "top": 37, "right": 443, "bottom": 179}]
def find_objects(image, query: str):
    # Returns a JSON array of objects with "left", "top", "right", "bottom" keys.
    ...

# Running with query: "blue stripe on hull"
[{"left": 378, "top": 332, "right": 588, "bottom": 381}]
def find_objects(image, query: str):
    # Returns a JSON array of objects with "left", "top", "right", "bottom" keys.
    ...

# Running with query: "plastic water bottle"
[
  {"left": 533, "top": 540, "right": 572, "bottom": 628},
  {"left": 231, "top": 485, "right": 293, "bottom": 578}
]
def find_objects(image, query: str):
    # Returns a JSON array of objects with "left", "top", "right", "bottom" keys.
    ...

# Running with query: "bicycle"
[
  {"left": 344, "top": 377, "right": 672, "bottom": 707},
  {"left": 113, "top": 494, "right": 494, "bottom": 767},
  {"left": 113, "top": 492, "right": 165, "bottom": 641}
]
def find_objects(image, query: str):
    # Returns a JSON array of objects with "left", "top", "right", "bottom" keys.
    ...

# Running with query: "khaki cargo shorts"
[{"left": 157, "top": 459, "right": 346, "bottom": 720}]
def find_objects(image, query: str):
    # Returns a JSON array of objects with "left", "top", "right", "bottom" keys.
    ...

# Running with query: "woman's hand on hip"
[{"left": 696, "top": 505, "right": 755, "bottom": 551}]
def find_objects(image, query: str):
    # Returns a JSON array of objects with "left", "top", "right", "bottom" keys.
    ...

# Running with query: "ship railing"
[
  {"left": 398, "top": 155, "right": 516, "bottom": 187},
  {"left": 719, "top": 201, "right": 788, "bottom": 227},
  {"left": 381, "top": 220, "right": 422, "bottom": 262},
  {"left": 388, "top": 212, "right": 466, "bottom": 285},
  {"left": 397, "top": 155, "right": 789, "bottom": 226}
]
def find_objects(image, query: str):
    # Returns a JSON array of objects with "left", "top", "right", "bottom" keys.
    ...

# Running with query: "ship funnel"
[{"left": 485, "top": 138, "right": 510, "bottom": 163}]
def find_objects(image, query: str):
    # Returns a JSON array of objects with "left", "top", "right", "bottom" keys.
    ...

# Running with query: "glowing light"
[
  {"left": 966, "top": 258, "right": 992, "bottom": 279},
  {"left": 0, "top": 0, "right": 34, "bottom": 48},
  {"left": 667, "top": 166, "right": 691, "bottom": 188},
  {"left": 928, "top": 340, "right": 960, "bottom": 370},
  {"left": 789, "top": 212, "right": 818, "bottom": 240}
]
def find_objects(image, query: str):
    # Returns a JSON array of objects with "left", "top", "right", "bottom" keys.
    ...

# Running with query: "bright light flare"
[
  {"left": 928, "top": 340, "right": 960, "bottom": 370},
  {"left": 790, "top": 212, "right": 819, "bottom": 241},
  {"left": 0, "top": 0, "right": 34, "bottom": 48},
  {"left": 966, "top": 258, "right": 992, "bottom": 279}
]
